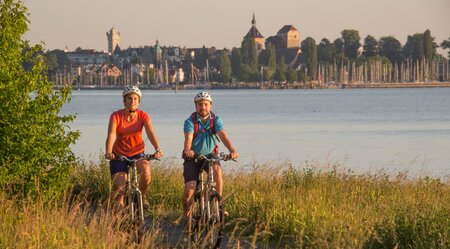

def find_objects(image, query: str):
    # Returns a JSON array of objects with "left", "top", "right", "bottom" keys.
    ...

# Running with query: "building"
[
  {"left": 266, "top": 25, "right": 300, "bottom": 49},
  {"left": 106, "top": 26, "right": 120, "bottom": 54},
  {"left": 243, "top": 13, "right": 265, "bottom": 50},
  {"left": 66, "top": 49, "right": 109, "bottom": 66}
]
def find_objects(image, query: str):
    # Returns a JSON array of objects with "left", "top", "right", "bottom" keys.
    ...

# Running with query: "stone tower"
[
  {"left": 106, "top": 26, "right": 120, "bottom": 53},
  {"left": 243, "top": 13, "right": 265, "bottom": 50}
]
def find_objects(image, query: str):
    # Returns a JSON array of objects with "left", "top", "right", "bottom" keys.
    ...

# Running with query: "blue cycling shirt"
[{"left": 184, "top": 113, "right": 224, "bottom": 155}]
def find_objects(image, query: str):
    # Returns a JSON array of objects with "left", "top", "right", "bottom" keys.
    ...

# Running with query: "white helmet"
[
  {"left": 123, "top": 85, "right": 141, "bottom": 98},
  {"left": 194, "top": 91, "right": 213, "bottom": 103}
]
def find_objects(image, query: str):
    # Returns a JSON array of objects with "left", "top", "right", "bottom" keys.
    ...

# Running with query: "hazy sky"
[{"left": 23, "top": 0, "right": 449, "bottom": 54}]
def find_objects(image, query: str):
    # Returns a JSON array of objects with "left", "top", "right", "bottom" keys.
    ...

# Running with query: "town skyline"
[{"left": 23, "top": 0, "right": 449, "bottom": 54}]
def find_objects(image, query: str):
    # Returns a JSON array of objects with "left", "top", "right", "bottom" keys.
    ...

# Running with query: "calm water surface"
[{"left": 62, "top": 88, "right": 450, "bottom": 177}]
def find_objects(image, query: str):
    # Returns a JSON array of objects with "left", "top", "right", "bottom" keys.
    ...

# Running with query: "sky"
[{"left": 23, "top": 0, "right": 449, "bottom": 54}]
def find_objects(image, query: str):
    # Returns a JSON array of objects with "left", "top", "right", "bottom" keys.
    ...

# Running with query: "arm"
[
  {"left": 105, "top": 116, "right": 117, "bottom": 160},
  {"left": 182, "top": 132, "right": 194, "bottom": 159},
  {"left": 217, "top": 129, "right": 238, "bottom": 160},
  {"left": 143, "top": 118, "right": 163, "bottom": 158}
]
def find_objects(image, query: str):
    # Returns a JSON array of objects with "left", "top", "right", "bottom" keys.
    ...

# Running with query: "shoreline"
[{"left": 59, "top": 81, "right": 450, "bottom": 90}]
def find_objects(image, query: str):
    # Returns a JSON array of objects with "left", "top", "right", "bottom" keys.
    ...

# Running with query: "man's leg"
[
  {"left": 213, "top": 163, "right": 223, "bottom": 196},
  {"left": 183, "top": 181, "right": 197, "bottom": 217}
]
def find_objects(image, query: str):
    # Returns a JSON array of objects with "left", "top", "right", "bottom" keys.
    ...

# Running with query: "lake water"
[{"left": 62, "top": 88, "right": 450, "bottom": 177}]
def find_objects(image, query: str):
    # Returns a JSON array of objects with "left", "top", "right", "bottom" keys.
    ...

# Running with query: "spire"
[{"left": 252, "top": 11, "right": 256, "bottom": 27}]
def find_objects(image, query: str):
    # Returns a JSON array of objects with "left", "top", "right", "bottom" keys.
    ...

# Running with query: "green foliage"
[
  {"left": 230, "top": 47, "right": 242, "bottom": 79},
  {"left": 341, "top": 29, "right": 361, "bottom": 59},
  {"left": 0, "top": 0, "right": 79, "bottom": 198},
  {"left": 301, "top": 37, "right": 318, "bottom": 80},
  {"left": 379, "top": 36, "right": 403, "bottom": 64},
  {"left": 217, "top": 50, "right": 232, "bottom": 83},
  {"left": 318, "top": 38, "right": 334, "bottom": 64},
  {"left": 441, "top": 37, "right": 450, "bottom": 59},
  {"left": 241, "top": 38, "right": 258, "bottom": 71},
  {"left": 404, "top": 33, "right": 425, "bottom": 61},
  {"left": 363, "top": 35, "right": 378, "bottom": 58}
]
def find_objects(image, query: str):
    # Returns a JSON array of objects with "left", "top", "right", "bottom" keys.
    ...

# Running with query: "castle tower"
[
  {"left": 243, "top": 12, "right": 265, "bottom": 50},
  {"left": 106, "top": 26, "right": 120, "bottom": 53},
  {"left": 277, "top": 25, "right": 300, "bottom": 48}
]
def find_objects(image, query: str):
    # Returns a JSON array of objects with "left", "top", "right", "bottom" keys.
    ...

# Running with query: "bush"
[{"left": 0, "top": 0, "right": 79, "bottom": 199}]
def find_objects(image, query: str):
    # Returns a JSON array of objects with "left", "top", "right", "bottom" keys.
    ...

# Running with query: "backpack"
[{"left": 190, "top": 112, "right": 220, "bottom": 154}]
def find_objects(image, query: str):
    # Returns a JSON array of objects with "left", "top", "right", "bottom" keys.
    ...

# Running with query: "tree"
[
  {"left": 441, "top": 37, "right": 450, "bottom": 59},
  {"left": 285, "top": 68, "right": 297, "bottom": 83},
  {"left": 217, "top": 50, "right": 231, "bottom": 83},
  {"left": 379, "top": 36, "right": 403, "bottom": 64},
  {"left": 247, "top": 39, "right": 258, "bottom": 71},
  {"left": 230, "top": 47, "right": 242, "bottom": 79},
  {"left": 301, "top": 37, "right": 318, "bottom": 80},
  {"left": 341, "top": 29, "right": 361, "bottom": 59},
  {"left": 274, "top": 55, "right": 287, "bottom": 82},
  {"left": 318, "top": 38, "right": 334, "bottom": 64},
  {"left": 363, "top": 35, "right": 378, "bottom": 58},
  {"left": 423, "top": 29, "right": 435, "bottom": 62},
  {"left": 240, "top": 39, "right": 249, "bottom": 65},
  {"left": 333, "top": 38, "right": 346, "bottom": 61},
  {"left": 404, "top": 33, "right": 424, "bottom": 61},
  {"left": 0, "top": 0, "right": 79, "bottom": 198}
]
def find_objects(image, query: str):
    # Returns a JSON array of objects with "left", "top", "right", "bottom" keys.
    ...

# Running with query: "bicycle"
[
  {"left": 187, "top": 152, "right": 235, "bottom": 248},
  {"left": 115, "top": 153, "right": 158, "bottom": 243}
]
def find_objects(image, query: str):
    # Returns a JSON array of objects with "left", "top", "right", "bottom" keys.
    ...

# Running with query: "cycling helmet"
[
  {"left": 122, "top": 85, "right": 141, "bottom": 98},
  {"left": 194, "top": 91, "right": 213, "bottom": 103}
]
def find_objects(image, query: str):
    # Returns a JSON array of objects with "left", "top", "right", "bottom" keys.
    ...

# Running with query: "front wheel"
[
  {"left": 129, "top": 191, "right": 145, "bottom": 243},
  {"left": 206, "top": 195, "right": 224, "bottom": 248}
]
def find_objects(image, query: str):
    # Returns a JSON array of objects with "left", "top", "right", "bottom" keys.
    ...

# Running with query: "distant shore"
[{"left": 62, "top": 81, "right": 450, "bottom": 91}]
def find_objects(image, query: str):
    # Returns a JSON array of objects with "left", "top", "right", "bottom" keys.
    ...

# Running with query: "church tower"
[
  {"left": 106, "top": 26, "right": 120, "bottom": 53},
  {"left": 243, "top": 13, "right": 265, "bottom": 50}
]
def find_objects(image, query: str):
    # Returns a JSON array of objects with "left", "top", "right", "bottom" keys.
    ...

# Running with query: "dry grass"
[{"left": 1, "top": 159, "right": 449, "bottom": 248}]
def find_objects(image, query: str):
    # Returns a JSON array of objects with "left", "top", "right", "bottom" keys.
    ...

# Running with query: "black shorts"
[
  {"left": 183, "top": 154, "right": 221, "bottom": 183},
  {"left": 109, "top": 152, "right": 145, "bottom": 175}
]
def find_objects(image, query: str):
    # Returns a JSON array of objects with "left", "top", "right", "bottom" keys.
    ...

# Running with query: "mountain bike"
[
  {"left": 116, "top": 153, "right": 158, "bottom": 243},
  {"left": 188, "top": 152, "right": 235, "bottom": 248}
]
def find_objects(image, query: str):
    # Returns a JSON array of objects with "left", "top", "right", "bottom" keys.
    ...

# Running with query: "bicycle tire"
[
  {"left": 206, "top": 194, "right": 224, "bottom": 248},
  {"left": 130, "top": 191, "right": 145, "bottom": 243},
  {"left": 189, "top": 194, "right": 205, "bottom": 245}
]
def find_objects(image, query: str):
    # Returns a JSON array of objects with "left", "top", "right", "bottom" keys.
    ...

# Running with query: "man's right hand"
[{"left": 182, "top": 149, "right": 194, "bottom": 159}]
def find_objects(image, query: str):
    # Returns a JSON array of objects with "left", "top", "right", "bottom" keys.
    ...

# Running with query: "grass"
[{"left": 0, "top": 159, "right": 449, "bottom": 248}]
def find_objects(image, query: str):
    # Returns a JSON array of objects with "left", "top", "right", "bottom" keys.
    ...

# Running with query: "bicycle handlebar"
[
  {"left": 116, "top": 153, "right": 160, "bottom": 163},
  {"left": 194, "top": 152, "right": 237, "bottom": 162}
]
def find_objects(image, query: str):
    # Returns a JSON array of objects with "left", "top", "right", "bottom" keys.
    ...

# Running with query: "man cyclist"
[
  {"left": 105, "top": 85, "right": 163, "bottom": 211},
  {"left": 182, "top": 91, "right": 238, "bottom": 219}
]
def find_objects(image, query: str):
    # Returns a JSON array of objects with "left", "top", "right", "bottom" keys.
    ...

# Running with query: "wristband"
[{"left": 155, "top": 148, "right": 163, "bottom": 152}]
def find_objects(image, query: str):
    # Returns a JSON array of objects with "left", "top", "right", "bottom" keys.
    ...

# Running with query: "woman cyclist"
[{"left": 105, "top": 85, "right": 163, "bottom": 210}]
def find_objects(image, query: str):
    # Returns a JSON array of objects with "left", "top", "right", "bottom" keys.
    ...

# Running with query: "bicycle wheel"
[
  {"left": 129, "top": 191, "right": 144, "bottom": 243},
  {"left": 189, "top": 196, "right": 205, "bottom": 245},
  {"left": 206, "top": 194, "right": 224, "bottom": 248}
]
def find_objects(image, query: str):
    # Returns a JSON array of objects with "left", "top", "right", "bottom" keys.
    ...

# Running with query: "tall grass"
[{"left": 1, "top": 159, "right": 448, "bottom": 248}]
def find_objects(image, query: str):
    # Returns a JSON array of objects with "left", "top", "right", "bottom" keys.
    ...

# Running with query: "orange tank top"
[{"left": 111, "top": 109, "right": 150, "bottom": 156}]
